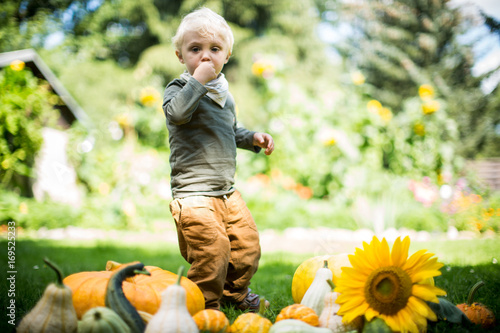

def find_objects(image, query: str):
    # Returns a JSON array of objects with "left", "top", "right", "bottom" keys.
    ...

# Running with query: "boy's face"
[{"left": 176, "top": 30, "right": 231, "bottom": 77}]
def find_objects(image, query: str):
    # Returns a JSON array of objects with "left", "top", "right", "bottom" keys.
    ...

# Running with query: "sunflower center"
[{"left": 364, "top": 266, "right": 412, "bottom": 315}]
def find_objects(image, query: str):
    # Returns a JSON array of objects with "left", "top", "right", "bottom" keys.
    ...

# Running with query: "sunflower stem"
[{"left": 467, "top": 281, "right": 484, "bottom": 305}]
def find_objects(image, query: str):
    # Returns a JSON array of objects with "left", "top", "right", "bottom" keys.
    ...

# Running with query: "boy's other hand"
[
  {"left": 253, "top": 132, "right": 274, "bottom": 155},
  {"left": 193, "top": 62, "right": 217, "bottom": 85}
]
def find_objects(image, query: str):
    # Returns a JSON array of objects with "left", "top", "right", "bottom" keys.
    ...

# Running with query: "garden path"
[{"left": 29, "top": 225, "right": 487, "bottom": 254}]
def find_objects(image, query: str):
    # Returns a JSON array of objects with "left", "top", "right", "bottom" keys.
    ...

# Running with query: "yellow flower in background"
[
  {"left": 317, "top": 127, "right": 337, "bottom": 146},
  {"left": 139, "top": 86, "right": 161, "bottom": 107},
  {"left": 413, "top": 123, "right": 425, "bottom": 136},
  {"left": 378, "top": 107, "right": 393, "bottom": 123},
  {"left": 19, "top": 202, "right": 28, "bottom": 214},
  {"left": 10, "top": 59, "right": 25, "bottom": 71},
  {"left": 351, "top": 71, "right": 365, "bottom": 85},
  {"left": 251, "top": 60, "right": 275, "bottom": 78},
  {"left": 367, "top": 100, "right": 382, "bottom": 113},
  {"left": 335, "top": 236, "right": 446, "bottom": 333},
  {"left": 422, "top": 100, "right": 440, "bottom": 115},
  {"left": 418, "top": 84, "right": 434, "bottom": 101}
]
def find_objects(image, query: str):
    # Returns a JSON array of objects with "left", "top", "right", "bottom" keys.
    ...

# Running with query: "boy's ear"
[
  {"left": 224, "top": 51, "right": 231, "bottom": 64},
  {"left": 175, "top": 50, "right": 184, "bottom": 64}
]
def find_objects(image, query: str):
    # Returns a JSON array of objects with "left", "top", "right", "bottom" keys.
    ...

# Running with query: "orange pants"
[{"left": 169, "top": 190, "right": 261, "bottom": 309}]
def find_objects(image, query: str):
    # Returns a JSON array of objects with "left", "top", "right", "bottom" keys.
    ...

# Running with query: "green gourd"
[
  {"left": 17, "top": 258, "right": 78, "bottom": 333},
  {"left": 300, "top": 260, "right": 333, "bottom": 315},
  {"left": 269, "top": 319, "right": 333, "bottom": 333},
  {"left": 78, "top": 307, "right": 131, "bottom": 333},
  {"left": 145, "top": 266, "right": 199, "bottom": 333},
  {"left": 105, "top": 261, "right": 150, "bottom": 333}
]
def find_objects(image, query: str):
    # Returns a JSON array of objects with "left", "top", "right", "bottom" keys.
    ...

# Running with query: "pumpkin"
[
  {"left": 291, "top": 254, "right": 351, "bottom": 303},
  {"left": 300, "top": 260, "right": 332, "bottom": 315},
  {"left": 193, "top": 309, "right": 230, "bottom": 333},
  {"left": 105, "top": 261, "right": 150, "bottom": 333},
  {"left": 17, "top": 258, "right": 78, "bottom": 333},
  {"left": 63, "top": 260, "right": 204, "bottom": 318},
  {"left": 269, "top": 319, "right": 332, "bottom": 333},
  {"left": 457, "top": 281, "right": 496, "bottom": 329},
  {"left": 78, "top": 307, "right": 130, "bottom": 333},
  {"left": 145, "top": 266, "right": 199, "bottom": 333},
  {"left": 229, "top": 297, "right": 272, "bottom": 333},
  {"left": 275, "top": 304, "right": 319, "bottom": 327}
]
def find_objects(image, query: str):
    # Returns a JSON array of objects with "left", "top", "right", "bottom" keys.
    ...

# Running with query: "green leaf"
[
  {"left": 362, "top": 317, "right": 392, "bottom": 333},
  {"left": 426, "top": 297, "right": 472, "bottom": 325}
]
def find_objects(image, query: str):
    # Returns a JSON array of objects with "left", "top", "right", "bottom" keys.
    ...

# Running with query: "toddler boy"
[{"left": 163, "top": 7, "right": 274, "bottom": 311}]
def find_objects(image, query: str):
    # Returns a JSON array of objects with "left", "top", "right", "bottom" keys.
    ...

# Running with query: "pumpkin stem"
[
  {"left": 326, "top": 279, "right": 335, "bottom": 291},
  {"left": 133, "top": 269, "right": 151, "bottom": 276},
  {"left": 43, "top": 257, "right": 65, "bottom": 286},
  {"left": 467, "top": 281, "right": 485, "bottom": 305},
  {"left": 93, "top": 310, "right": 103, "bottom": 321},
  {"left": 258, "top": 297, "right": 267, "bottom": 316},
  {"left": 176, "top": 266, "right": 185, "bottom": 285},
  {"left": 323, "top": 260, "right": 329, "bottom": 268},
  {"left": 106, "top": 260, "right": 122, "bottom": 271}
]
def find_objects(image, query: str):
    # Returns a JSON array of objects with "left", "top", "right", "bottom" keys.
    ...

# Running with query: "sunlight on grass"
[{"left": 1, "top": 237, "right": 498, "bottom": 332}]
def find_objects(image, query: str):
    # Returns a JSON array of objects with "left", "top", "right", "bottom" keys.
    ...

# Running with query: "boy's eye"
[
  {"left": 211, "top": 47, "right": 220, "bottom": 52},
  {"left": 191, "top": 47, "right": 200, "bottom": 52}
]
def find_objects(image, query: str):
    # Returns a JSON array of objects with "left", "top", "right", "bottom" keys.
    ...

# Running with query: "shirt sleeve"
[{"left": 163, "top": 77, "right": 208, "bottom": 125}]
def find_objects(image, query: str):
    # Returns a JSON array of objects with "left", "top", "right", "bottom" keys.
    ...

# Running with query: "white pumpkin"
[{"left": 145, "top": 267, "right": 198, "bottom": 333}]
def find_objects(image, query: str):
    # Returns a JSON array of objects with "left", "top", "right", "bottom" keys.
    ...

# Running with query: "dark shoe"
[{"left": 234, "top": 291, "right": 270, "bottom": 313}]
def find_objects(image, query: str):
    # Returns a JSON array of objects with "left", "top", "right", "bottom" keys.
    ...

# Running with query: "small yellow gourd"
[
  {"left": 78, "top": 307, "right": 131, "bottom": 333},
  {"left": 193, "top": 309, "right": 230, "bottom": 333},
  {"left": 145, "top": 266, "right": 198, "bottom": 333},
  {"left": 229, "top": 297, "right": 272, "bottom": 333},
  {"left": 275, "top": 304, "right": 319, "bottom": 327},
  {"left": 17, "top": 258, "right": 78, "bottom": 333},
  {"left": 300, "top": 260, "right": 333, "bottom": 315}
]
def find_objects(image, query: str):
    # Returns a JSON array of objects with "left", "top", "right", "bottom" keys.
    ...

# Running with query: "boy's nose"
[{"left": 201, "top": 51, "right": 211, "bottom": 61}]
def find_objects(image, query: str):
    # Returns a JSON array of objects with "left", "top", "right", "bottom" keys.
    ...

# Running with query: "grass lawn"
[{"left": 1, "top": 237, "right": 499, "bottom": 332}]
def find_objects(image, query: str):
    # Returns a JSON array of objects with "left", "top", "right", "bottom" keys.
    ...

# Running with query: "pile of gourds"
[{"left": 17, "top": 254, "right": 496, "bottom": 333}]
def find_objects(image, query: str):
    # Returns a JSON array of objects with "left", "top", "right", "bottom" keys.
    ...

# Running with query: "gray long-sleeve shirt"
[{"left": 163, "top": 77, "right": 260, "bottom": 198}]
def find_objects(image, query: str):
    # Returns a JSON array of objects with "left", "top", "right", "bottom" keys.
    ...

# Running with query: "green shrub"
[{"left": 0, "top": 63, "right": 59, "bottom": 195}]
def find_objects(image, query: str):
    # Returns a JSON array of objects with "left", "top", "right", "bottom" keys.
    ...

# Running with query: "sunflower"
[{"left": 335, "top": 236, "right": 446, "bottom": 333}]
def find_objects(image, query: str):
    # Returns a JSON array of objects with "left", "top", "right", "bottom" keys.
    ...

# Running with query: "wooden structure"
[
  {"left": 0, "top": 48, "right": 91, "bottom": 128},
  {"left": 467, "top": 159, "right": 500, "bottom": 192},
  {"left": 0, "top": 49, "right": 93, "bottom": 205}
]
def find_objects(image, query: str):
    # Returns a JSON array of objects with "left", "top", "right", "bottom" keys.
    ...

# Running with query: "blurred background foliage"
[{"left": 1, "top": 0, "right": 499, "bottom": 235}]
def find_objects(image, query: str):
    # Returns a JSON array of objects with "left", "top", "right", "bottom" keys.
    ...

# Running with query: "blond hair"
[{"left": 172, "top": 7, "right": 234, "bottom": 54}]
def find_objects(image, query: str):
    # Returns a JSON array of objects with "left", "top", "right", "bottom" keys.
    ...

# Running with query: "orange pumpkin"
[
  {"left": 63, "top": 261, "right": 204, "bottom": 318},
  {"left": 193, "top": 309, "right": 229, "bottom": 333},
  {"left": 457, "top": 281, "right": 496, "bottom": 329},
  {"left": 291, "top": 254, "right": 351, "bottom": 303},
  {"left": 275, "top": 304, "right": 319, "bottom": 326}
]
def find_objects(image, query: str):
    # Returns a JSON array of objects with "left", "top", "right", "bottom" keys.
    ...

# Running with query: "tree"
[{"left": 325, "top": 0, "right": 500, "bottom": 158}]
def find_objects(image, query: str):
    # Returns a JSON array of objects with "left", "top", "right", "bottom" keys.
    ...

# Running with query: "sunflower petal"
[
  {"left": 404, "top": 251, "right": 434, "bottom": 272},
  {"left": 365, "top": 308, "right": 379, "bottom": 321},
  {"left": 412, "top": 284, "right": 446, "bottom": 303},
  {"left": 342, "top": 301, "right": 370, "bottom": 323},
  {"left": 378, "top": 237, "right": 391, "bottom": 267},
  {"left": 407, "top": 296, "right": 432, "bottom": 319}
]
